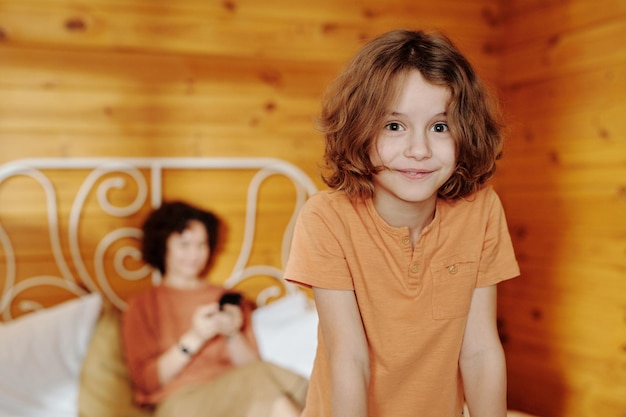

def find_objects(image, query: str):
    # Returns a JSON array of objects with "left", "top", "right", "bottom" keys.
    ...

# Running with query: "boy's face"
[
  {"left": 164, "top": 220, "right": 210, "bottom": 281},
  {"left": 369, "top": 70, "right": 456, "bottom": 210}
]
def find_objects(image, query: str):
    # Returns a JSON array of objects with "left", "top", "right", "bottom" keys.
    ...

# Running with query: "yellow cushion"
[{"left": 78, "top": 304, "right": 152, "bottom": 417}]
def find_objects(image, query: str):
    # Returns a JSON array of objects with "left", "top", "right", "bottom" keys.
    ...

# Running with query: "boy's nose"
[{"left": 403, "top": 132, "right": 432, "bottom": 159}]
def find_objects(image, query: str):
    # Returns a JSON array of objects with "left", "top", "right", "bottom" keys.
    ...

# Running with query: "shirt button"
[
  {"left": 410, "top": 264, "right": 418, "bottom": 274},
  {"left": 448, "top": 265, "right": 458, "bottom": 274},
  {"left": 402, "top": 237, "right": 411, "bottom": 245}
]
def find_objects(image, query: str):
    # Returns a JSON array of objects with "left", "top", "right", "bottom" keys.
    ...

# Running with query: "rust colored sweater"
[{"left": 121, "top": 283, "right": 258, "bottom": 407}]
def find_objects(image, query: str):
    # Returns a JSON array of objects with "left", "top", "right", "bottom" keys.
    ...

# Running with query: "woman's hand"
[
  {"left": 218, "top": 303, "right": 259, "bottom": 365},
  {"left": 190, "top": 302, "right": 244, "bottom": 342},
  {"left": 190, "top": 303, "right": 222, "bottom": 342},
  {"left": 158, "top": 302, "right": 224, "bottom": 385}
]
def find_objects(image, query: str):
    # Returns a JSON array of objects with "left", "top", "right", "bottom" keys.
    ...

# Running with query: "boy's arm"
[
  {"left": 460, "top": 284, "right": 508, "bottom": 417},
  {"left": 314, "top": 287, "right": 370, "bottom": 417}
]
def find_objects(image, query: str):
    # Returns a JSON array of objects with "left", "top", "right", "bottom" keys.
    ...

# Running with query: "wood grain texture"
[{"left": 496, "top": 0, "right": 626, "bottom": 416}]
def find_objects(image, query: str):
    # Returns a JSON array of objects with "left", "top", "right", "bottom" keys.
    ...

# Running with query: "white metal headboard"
[{"left": 0, "top": 157, "right": 318, "bottom": 319}]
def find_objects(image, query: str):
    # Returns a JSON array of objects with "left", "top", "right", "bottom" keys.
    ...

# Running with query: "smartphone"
[{"left": 219, "top": 292, "right": 243, "bottom": 310}]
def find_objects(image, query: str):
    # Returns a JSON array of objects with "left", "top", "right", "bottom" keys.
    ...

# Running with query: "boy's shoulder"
[
  {"left": 305, "top": 189, "right": 357, "bottom": 211},
  {"left": 437, "top": 186, "right": 504, "bottom": 225},
  {"left": 300, "top": 190, "right": 367, "bottom": 228}
]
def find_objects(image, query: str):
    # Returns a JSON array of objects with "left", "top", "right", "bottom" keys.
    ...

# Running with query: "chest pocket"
[{"left": 430, "top": 255, "right": 478, "bottom": 320}]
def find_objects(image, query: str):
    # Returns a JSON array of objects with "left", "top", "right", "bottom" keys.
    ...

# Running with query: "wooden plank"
[
  {"left": 0, "top": 2, "right": 352, "bottom": 62},
  {"left": 511, "top": 238, "right": 626, "bottom": 273},
  {"left": 497, "top": 169, "right": 626, "bottom": 199},
  {"left": 0, "top": 79, "right": 328, "bottom": 170},
  {"left": 502, "top": 309, "right": 626, "bottom": 417},
  {"left": 0, "top": 1, "right": 499, "bottom": 63},
  {"left": 0, "top": 48, "right": 339, "bottom": 96},
  {"left": 500, "top": 264, "right": 626, "bottom": 317},
  {"left": 501, "top": 114, "right": 626, "bottom": 159},
  {"left": 501, "top": 19, "right": 626, "bottom": 85},
  {"left": 504, "top": 341, "right": 626, "bottom": 417},
  {"left": 503, "top": 260, "right": 626, "bottom": 297},
  {"left": 503, "top": 0, "right": 626, "bottom": 45},
  {"left": 502, "top": 63, "right": 626, "bottom": 115},
  {"left": 505, "top": 68, "right": 626, "bottom": 132},
  {"left": 0, "top": 87, "right": 322, "bottom": 127},
  {"left": 498, "top": 143, "right": 626, "bottom": 174}
]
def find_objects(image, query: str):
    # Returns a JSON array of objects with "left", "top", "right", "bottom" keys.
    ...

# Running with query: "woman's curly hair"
[
  {"left": 141, "top": 201, "right": 221, "bottom": 275},
  {"left": 319, "top": 29, "right": 504, "bottom": 200}
]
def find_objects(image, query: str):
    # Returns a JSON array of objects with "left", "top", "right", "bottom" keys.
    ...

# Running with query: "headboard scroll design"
[{"left": 0, "top": 157, "right": 318, "bottom": 319}]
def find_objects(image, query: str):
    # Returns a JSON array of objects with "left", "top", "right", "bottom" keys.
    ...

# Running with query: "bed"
[{"left": 0, "top": 157, "right": 320, "bottom": 417}]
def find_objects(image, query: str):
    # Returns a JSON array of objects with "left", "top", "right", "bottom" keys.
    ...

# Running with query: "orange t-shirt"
[
  {"left": 285, "top": 185, "right": 520, "bottom": 417},
  {"left": 121, "top": 284, "right": 258, "bottom": 407}
]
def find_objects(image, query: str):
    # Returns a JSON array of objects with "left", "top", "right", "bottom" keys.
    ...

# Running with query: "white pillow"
[
  {"left": 252, "top": 291, "right": 318, "bottom": 378},
  {"left": 0, "top": 293, "right": 102, "bottom": 417}
]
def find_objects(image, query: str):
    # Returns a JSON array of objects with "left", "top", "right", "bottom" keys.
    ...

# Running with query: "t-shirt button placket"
[{"left": 408, "top": 263, "right": 421, "bottom": 287}]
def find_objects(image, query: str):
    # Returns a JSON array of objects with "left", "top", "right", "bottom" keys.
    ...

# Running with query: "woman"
[{"left": 122, "top": 201, "right": 307, "bottom": 417}]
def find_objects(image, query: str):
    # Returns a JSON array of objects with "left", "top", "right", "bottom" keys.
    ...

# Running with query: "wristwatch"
[{"left": 179, "top": 342, "right": 194, "bottom": 356}]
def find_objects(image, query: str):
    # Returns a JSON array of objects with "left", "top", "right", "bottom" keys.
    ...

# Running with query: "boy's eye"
[
  {"left": 432, "top": 122, "right": 448, "bottom": 133},
  {"left": 384, "top": 122, "right": 404, "bottom": 131}
]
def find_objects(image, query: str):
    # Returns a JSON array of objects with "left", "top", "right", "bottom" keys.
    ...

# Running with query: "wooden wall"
[
  {"left": 1, "top": 0, "right": 625, "bottom": 416},
  {"left": 0, "top": 0, "right": 502, "bottom": 306},
  {"left": 0, "top": 0, "right": 501, "bottom": 170},
  {"left": 495, "top": 1, "right": 626, "bottom": 416}
]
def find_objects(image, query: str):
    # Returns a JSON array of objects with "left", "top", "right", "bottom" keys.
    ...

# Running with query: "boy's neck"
[{"left": 371, "top": 194, "right": 437, "bottom": 244}]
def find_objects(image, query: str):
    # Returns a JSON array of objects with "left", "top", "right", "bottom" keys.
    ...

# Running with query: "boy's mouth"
[{"left": 397, "top": 169, "right": 433, "bottom": 179}]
